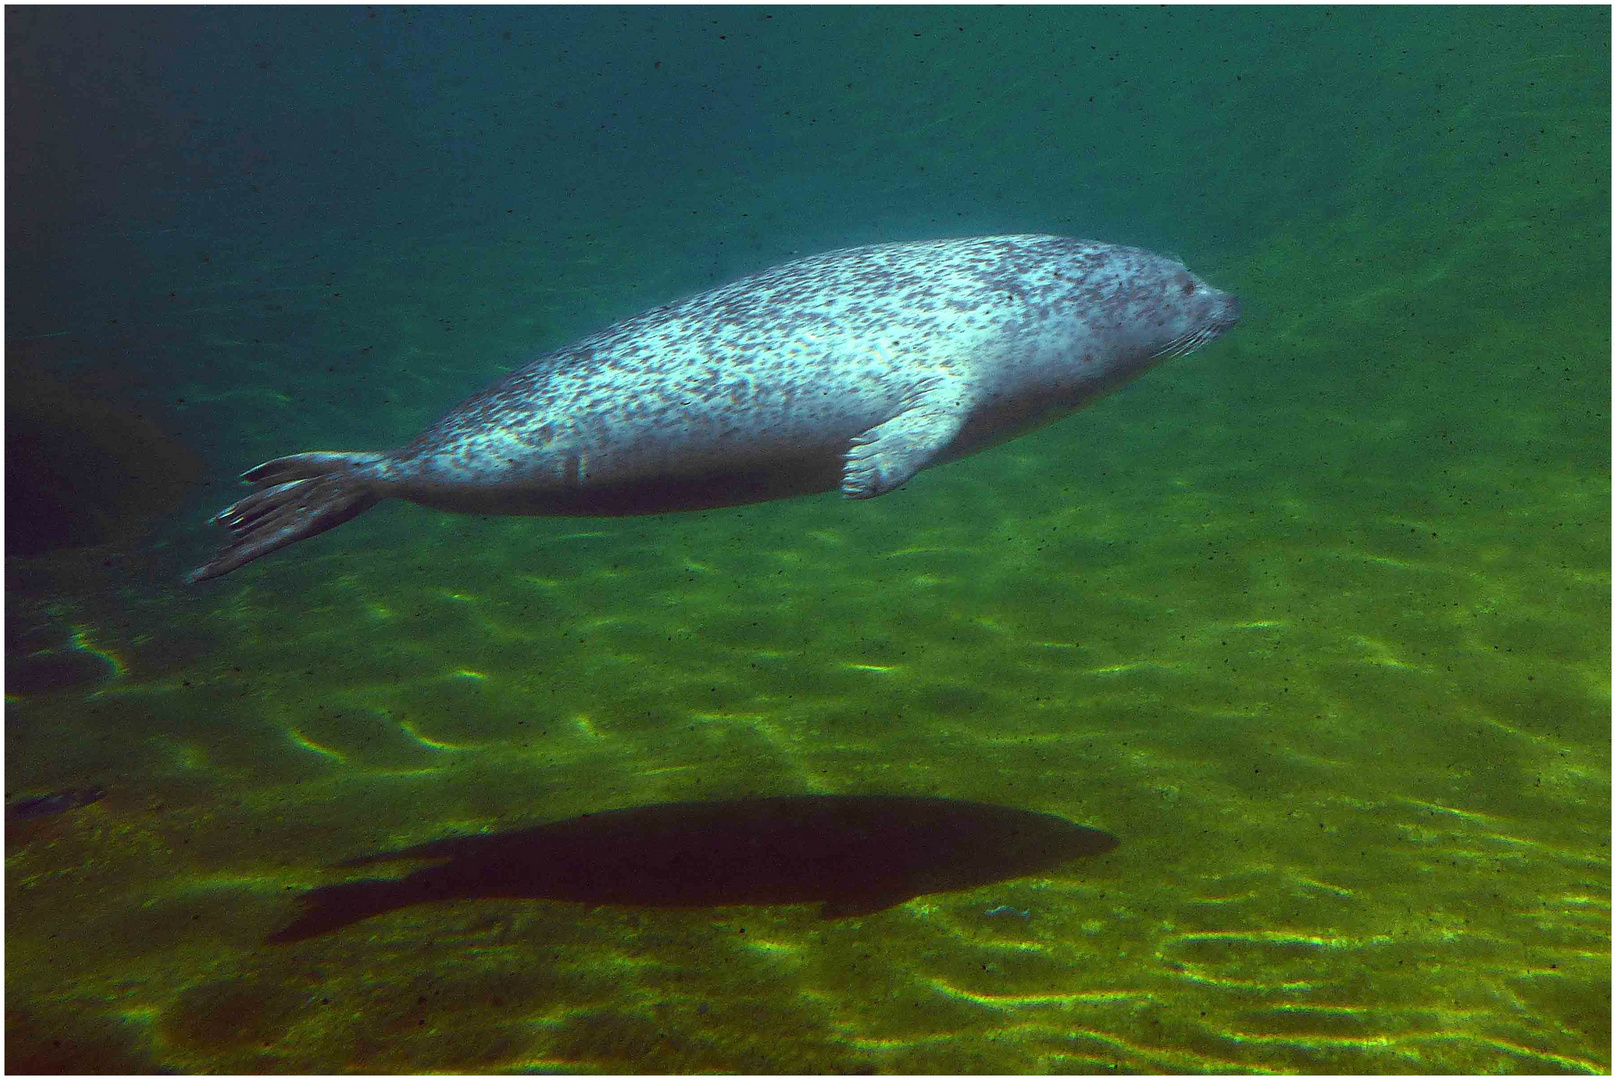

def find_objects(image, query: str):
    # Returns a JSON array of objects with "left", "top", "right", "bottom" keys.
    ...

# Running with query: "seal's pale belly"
[{"left": 189, "top": 235, "right": 1240, "bottom": 581}]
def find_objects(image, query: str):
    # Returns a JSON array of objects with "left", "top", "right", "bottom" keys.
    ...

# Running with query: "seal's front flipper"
[
  {"left": 187, "top": 452, "right": 385, "bottom": 583},
  {"left": 842, "top": 378, "right": 973, "bottom": 499}
]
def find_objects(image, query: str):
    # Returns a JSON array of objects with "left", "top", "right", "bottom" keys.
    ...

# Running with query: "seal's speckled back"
[{"left": 190, "top": 235, "right": 1240, "bottom": 582}]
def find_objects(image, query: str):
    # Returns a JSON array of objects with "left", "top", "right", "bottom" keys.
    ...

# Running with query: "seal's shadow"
[{"left": 267, "top": 793, "right": 1118, "bottom": 943}]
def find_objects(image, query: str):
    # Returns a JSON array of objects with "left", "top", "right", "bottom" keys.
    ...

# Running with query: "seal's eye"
[{"left": 1180, "top": 279, "right": 1196, "bottom": 297}]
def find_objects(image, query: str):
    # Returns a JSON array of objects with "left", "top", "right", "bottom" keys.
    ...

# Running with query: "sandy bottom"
[{"left": 7, "top": 324, "right": 1608, "bottom": 1071}]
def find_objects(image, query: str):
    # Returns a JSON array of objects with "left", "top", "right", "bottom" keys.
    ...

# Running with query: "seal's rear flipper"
[
  {"left": 187, "top": 452, "right": 386, "bottom": 583},
  {"left": 239, "top": 450, "right": 388, "bottom": 485}
]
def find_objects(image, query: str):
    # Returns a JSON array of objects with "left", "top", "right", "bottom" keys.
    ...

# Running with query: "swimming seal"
[{"left": 189, "top": 235, "right": 1240, "bottom": 582}]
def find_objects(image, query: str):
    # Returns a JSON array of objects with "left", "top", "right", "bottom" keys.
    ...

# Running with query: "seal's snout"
[{"left": 1215, "top": 291, "right": 1242, "bottom": 328}]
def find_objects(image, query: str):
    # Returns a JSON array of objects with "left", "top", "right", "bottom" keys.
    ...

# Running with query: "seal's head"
[
  {"left": 1072, "top": 245, "right": 1241, "bottom": 379},
  {"left": 1136, "top": 254, "right": 1242, "bottom": 364}
]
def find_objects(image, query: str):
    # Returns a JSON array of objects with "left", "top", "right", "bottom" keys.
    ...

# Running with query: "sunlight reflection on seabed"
[
  {"left": 397, "top": 718, "right": 469, "bottom": 751},
  {"left": 841, "top": 1021, "right": 1267, "bottom": 1073},
  {"left": 285, "top": 728, "right": 346, "bottom": 763},
  {"left": 925, "top": 980, "right": 1153, "bottom": 1009},
  {"left": 71, "top": 627, "right": 129, "bottom": 678}
]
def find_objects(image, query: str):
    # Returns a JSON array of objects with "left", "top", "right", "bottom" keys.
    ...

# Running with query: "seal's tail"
[{"left": 187, "top": 451, "right": 388, "bottom": 583}]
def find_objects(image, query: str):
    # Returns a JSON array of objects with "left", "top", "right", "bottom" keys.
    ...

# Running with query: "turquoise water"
[{"left": 7, "top": 7, "right": 1609, "bottom": 1073}]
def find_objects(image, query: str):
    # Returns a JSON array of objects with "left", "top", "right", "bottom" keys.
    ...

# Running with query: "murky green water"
[{"left": 7, "top": 7, "right": 1608, "bottom": 1073}]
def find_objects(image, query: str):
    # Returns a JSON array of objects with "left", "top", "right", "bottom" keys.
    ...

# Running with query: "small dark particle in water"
[
  {"left": 6, "top": 787, "right": 106, "bottom": 822},
  {"left": 267, "top": 794, "right": 1119, "bottom": 943}
]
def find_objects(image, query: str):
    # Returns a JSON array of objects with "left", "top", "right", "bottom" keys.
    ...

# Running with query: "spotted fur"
[{"left": 189, "top": 235, "right": 1239, "bottom": 582}]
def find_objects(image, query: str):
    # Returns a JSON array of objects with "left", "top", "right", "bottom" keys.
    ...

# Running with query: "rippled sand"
[{"left": 8, "top": 330, "right": 1606, "bottom": 1070}]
